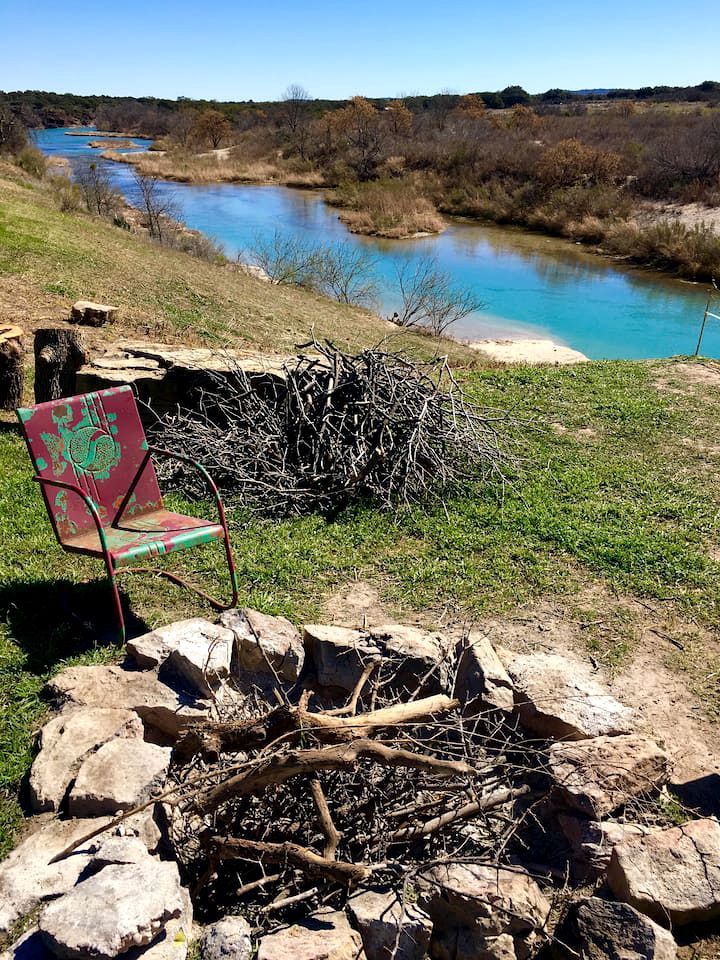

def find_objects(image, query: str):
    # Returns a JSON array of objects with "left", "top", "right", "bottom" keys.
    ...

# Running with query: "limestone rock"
[
  {"left": 257, "top": 910, "right": 365, "bottom": 960},
  {"left": 201, "top": 916, "right": 252, "bottom": 960},
  {"left": 89, "top": 835, "right": 152, "bottom": 869},
  {"left": 607, "top": 817, "right": 720, "bottom": 925},
  {"left": 39, "top": 859, "right": 184, "bottom": 959},
  {"left": 46, "top": 663, "right": 210, "bottom": 738},
  {"left": 69, "top": 300, "right": 119, "bottom": 326},
  {"left": 347, "top": 887, "right": 432, "bottom": 960},
  {"left": 368, "top": 624, "right": 454, "bottom": 695},
  {"left": 29, "top": 707, "right": 143, "bottom": 812},
  {"left": 557, "top": 815, "right": 652, "bottom": 881},
  {"left": 552, "top": 897, "right": 677, "bottom": 960},
  {"left": 129, "top": 619, "right": 232, "bottom": 670},
  {"left": 0, "top": 816, "right": 111, "bottom": 935},
  {"left": 505, "top": 652, "right": 633, "bottom": 740},
  {"left": 143, "top": 621, "right": 235, "bottom": 697},
  {"left": 69, "top": 738, "right": 171, "bottom": 816},
  {"left": 221, "top": 608, "right": 304, "bottom": 682},
  {"left": 455, "top": 632, "right": 514, "bottom": 713},
  {"left": 418, "top": 862, "right": 550, "bottom": 949},
  {"left": 304, "top": 622, "right": 453, "bottom": 695},
  {"left": 303, "top": 624, "right": 379, "bottom": 692},
  {"left": 549, "top": 734, "right": 669, "bottom": 817},
  {"left": 127, "top": 885, "right": 193, "bottom": 960}
]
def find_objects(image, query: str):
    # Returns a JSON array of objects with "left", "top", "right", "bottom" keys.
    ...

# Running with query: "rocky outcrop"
[
  {"left": 607, "top": 817, "right": 720, "bottom": 925},
  {"left": 553, "top": 897, "right": 677, "bottom": 959},
  {"left": 68, "top": 739, "right": 171, "bottom": 816},
  {"left": 257, "top": 911, "right": 365, "bottom": 960},
  {"left": 347, "top": 887, "right": 432, "bottom": 960},
  {"left": 29, "top": 707, "right": 143, "bottom": 813},
  {"left": 39, "top": 858, "right": 185, "bottom": 959},
  {"left": 505, "top": 652, "right": 633, "bottom": 739},
  {"left": 549, "top": 734, "right": 669, "bottom": 817},
  {"left": 221, "top": 608, "right": 305, "bottom": 682}
]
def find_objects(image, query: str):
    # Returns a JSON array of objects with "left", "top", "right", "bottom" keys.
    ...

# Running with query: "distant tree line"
[{"left": 2, "top": 80, "right": 719, "bottom": 134}]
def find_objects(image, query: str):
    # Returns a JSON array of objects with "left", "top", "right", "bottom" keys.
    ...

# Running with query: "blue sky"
[{"left": 2, "top": 0, "right": 716, "bottom": 101}]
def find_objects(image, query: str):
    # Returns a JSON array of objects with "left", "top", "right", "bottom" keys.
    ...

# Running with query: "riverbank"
[
  {"left": 99, "top": 141, "right": 720, "bottom": 279},
  {"left": 470, "top": 338, "right": 588, "bottom": 364}
]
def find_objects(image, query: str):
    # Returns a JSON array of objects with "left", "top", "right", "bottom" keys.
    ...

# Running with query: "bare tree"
[
  {"left": 246, "top": 233, "right": 378, "bottom": 306},
  {"left": 280, "top": 84, "right": 312, "bottom": 159},
  {"left": 72, "top": 159, "right": 119, "bottom": 216},
  {"left": 315, "top": 243, "right": 379, "bottom": 306},
  {"left": 246, "top": 231, "right": 321, "bottom": 285},
  {"left": 394, "top": 256, "right": 485, "bottom": 336},
  {"left": 132, "top": 169, "right": 179, "bottom": 243}
]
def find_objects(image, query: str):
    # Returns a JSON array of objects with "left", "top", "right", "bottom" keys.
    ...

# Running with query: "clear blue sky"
[{"left": 2, "top": 0, "right": 716, "bottom": 101}]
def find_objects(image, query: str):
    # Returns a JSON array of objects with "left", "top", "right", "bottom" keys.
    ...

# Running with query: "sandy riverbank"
[{"left": 470, "top": 338, "right": 589, "bottom": 365}]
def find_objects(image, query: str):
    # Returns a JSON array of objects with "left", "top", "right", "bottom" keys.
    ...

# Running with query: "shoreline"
[{"left": 468, "top": 338, "right": 589, "bottom": 365}]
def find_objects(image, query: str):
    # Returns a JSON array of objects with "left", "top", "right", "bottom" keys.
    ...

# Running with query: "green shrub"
[{"left": 16, "top": 146, "right": 46, "bottom": 179}]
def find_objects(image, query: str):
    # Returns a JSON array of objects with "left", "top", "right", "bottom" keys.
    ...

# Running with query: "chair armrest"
[
  {"left": 32, "top": 475, "right": 112, "bottom": 557},
  {"left": 148, "top": 446, "right": 230, "bottom": 530}
]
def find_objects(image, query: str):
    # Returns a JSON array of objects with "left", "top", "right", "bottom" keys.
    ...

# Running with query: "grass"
[{"left": 3, "top": 356, "right": 720, "bottom": 857}]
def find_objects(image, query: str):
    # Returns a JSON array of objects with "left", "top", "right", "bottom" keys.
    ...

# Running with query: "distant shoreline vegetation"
[{"left": 1, "top": 81, "right": 719, "bottom": 130}]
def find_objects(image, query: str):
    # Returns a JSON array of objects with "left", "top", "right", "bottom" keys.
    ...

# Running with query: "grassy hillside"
[{"left": 0, "top": 166, "right": 473, "bottom": 362}]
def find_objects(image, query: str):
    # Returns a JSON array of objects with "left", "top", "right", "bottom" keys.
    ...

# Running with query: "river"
[{"left": 34, "top": 127, "right": 716, "bottom": 360}]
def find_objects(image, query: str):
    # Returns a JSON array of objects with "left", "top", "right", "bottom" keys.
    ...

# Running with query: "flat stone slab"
[
  {"left": 29, "top": 707, "right": 143, "bottom": 813},
  {"left": 221, "top": 608, "right": 305, "bottom": 682},
  {"left": 549, "top": 734, "right": 669, "bottom": 818},
  {"left": 607, "top": 817, "right": 720, "bottom": 925},
  {"left": 505, "top": 652, "right": 633, "bottom": 740},
  {"left": 258, "top": 911, "right": 365, "bottom": 960},
  {"left": 69, "top": 738, "right": 171, "bottom": 816},
  {"left": 39, "top": 859, "right": 184, "bottom": 960},
  {"left": 0, "top": 816, "right": 111, "bottom": 935},
  {"left": 46, "top": 664, "right": 211, "bottom": 738}
]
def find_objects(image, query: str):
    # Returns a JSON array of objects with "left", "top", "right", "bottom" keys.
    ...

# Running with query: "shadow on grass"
[{"left": 0, "top": 577, "right": 149, "bottom": 675}]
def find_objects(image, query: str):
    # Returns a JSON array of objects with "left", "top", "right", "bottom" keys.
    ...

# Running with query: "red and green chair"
[{"left": 17, "top": 384, "right": 238, "bottom": 643}]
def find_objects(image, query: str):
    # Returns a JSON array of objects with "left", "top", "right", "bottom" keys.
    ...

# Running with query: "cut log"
[
  {"left": 0, "top": 324, "right": 24, "bottom": 410},
  {"left": 34, "top": 327, "right": 91, "bottom": 403}
]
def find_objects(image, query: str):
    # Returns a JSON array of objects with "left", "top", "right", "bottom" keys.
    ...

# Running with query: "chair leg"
[{"left": 105, "top": 559, "right": 126, "bottom": 645}]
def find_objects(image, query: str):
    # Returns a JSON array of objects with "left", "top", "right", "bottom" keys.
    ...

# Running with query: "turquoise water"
[{"left": 34, "top": 127, "right": 716, "bottom": 360}]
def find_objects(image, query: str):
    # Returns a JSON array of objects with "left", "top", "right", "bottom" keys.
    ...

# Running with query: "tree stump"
[
  {"left": 34, "top": 327, "right": 91, "bottom": 403},
  {"left": 0, "top": 324, "right": 25, "bottom": 411}
]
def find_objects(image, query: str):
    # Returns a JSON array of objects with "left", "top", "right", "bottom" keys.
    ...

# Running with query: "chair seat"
[{"left": 64, "top": 509, "right": 225, "bottom": 567}]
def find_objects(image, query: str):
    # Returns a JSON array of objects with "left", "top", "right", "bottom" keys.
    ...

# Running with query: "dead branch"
[
  {"left": 209, "top": 836, "right": 369, "bottom": 886},
  {"left": 200, "top": 738, "right": 476, "bottom": 812},
  {"left": 310, "top": 776, "right": 342, "bottom": 859}
]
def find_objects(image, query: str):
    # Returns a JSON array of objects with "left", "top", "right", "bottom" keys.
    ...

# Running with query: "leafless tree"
[
  {"left": 246, "top": 231, "right": 321, "bottom": 285},
  {"left": 132, "top": 169, "right": 180, "bottom": 243},
  {"left": 394, "top": 256, "right": 485, "bottom": 336},
  {"left": 72, "top": 159, "right": 119, "bottom": 216},
  {"left": 315, "top": 243, "right": 379, "bottom": 306},
  {"left": 280, "top": 84, "right": 312, "bottom": 159}
]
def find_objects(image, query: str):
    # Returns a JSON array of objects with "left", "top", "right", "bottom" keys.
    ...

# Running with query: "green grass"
[{"left": 3, "top": 357, "right": 720, "bottom": 856}]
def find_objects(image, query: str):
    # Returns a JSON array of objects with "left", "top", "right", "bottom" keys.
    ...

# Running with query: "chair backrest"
[{"left": 17, "top": 385, "right": 163, "bottom": 543}]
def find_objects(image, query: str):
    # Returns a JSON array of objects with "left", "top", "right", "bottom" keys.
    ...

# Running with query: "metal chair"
[{"left": 17, "top": 384, "right": 238, "bottom": 643}]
